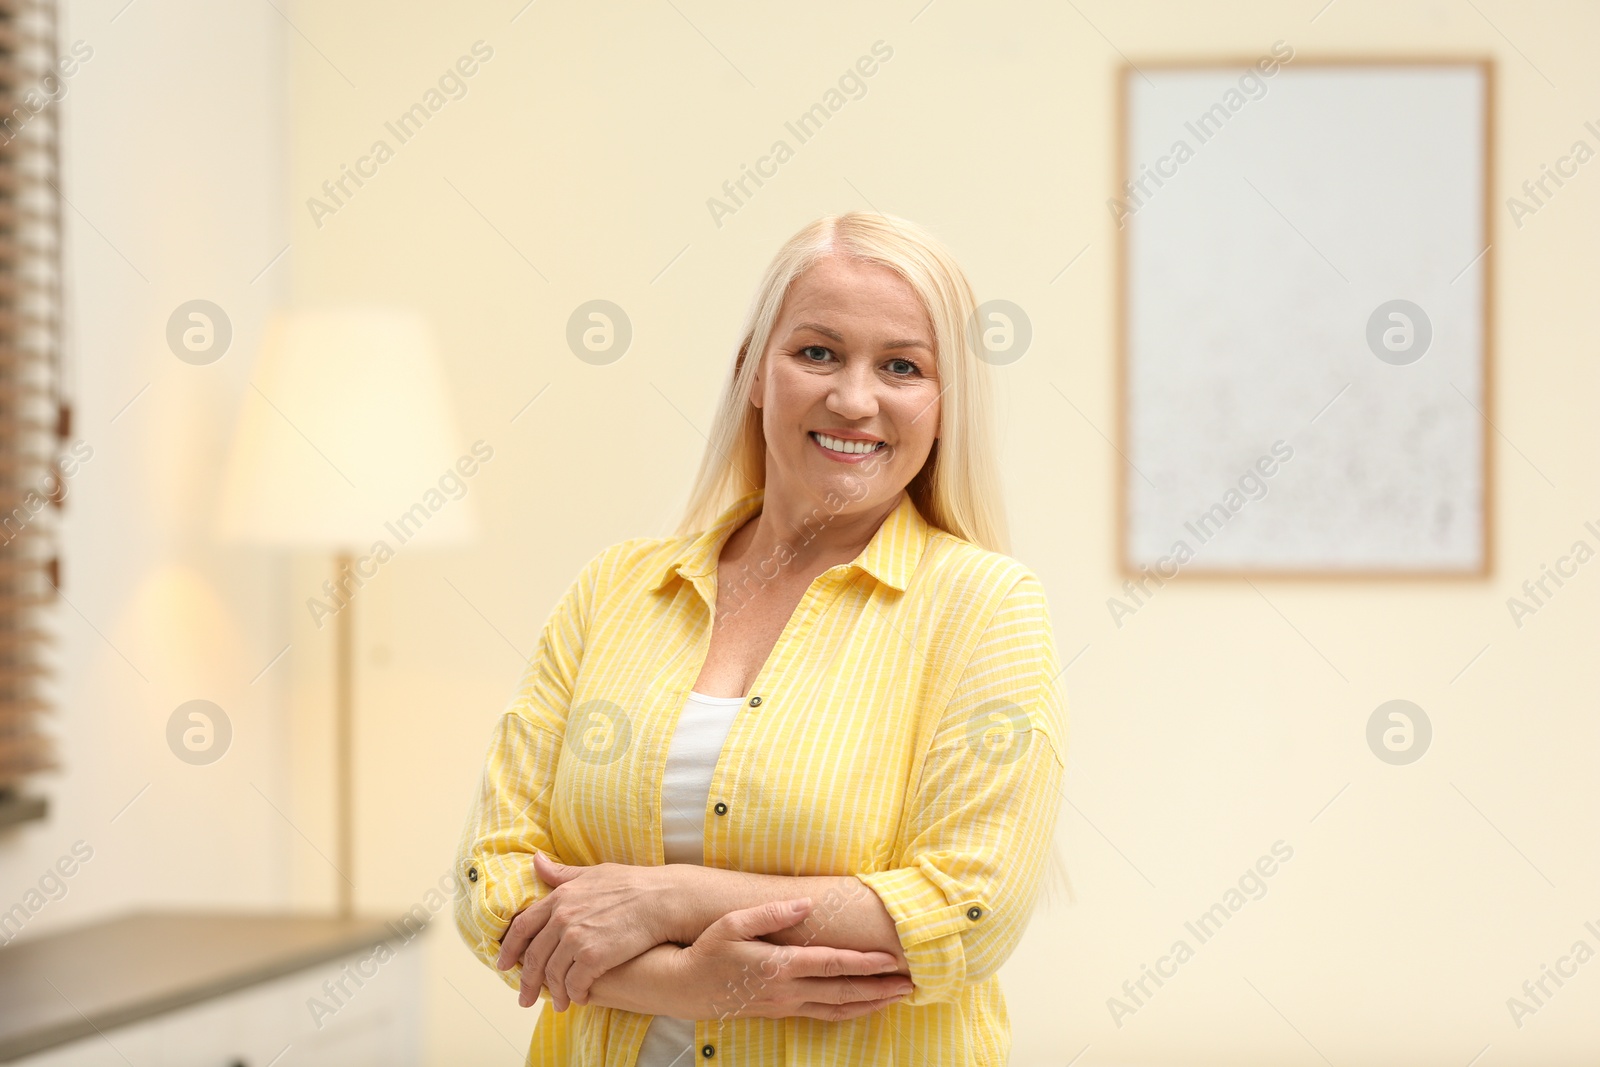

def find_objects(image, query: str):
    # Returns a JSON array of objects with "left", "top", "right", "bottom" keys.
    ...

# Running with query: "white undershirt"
[{"left": 634, "top": 689, "right": 746, "bottom": 1067}]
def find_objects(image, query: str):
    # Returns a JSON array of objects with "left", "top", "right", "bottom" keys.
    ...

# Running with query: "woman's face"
[{"left": 750, "top": 253, "right": 942, "bottom": 514}]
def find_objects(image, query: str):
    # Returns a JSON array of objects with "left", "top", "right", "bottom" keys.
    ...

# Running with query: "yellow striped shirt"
[{"left": 454, "top": 486, "right": 1067, "bottom": 1066}]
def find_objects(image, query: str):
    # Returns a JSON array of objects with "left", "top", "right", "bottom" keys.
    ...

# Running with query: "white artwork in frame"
[{"left": 1117, "top": 58, "right": 1493, "bottom": 578}]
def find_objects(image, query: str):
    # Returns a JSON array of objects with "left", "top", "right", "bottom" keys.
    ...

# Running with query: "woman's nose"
[{"left": 827, "top": 367, "right": 879, "bottom": 419}]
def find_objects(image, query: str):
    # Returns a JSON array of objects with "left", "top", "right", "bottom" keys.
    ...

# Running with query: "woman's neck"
[{"left": 721, "top": 484, "right": 902, "bottom": 578}]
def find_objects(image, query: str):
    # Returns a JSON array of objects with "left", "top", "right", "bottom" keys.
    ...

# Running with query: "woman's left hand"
[{"left": 496, "top": 852, "right": 682, "bottom": 1010}]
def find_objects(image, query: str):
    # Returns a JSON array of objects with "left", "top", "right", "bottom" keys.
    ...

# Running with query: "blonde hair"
[
  {"left": 672, "top": 211, "right": 1009, "bottom": 554},
  {"left": 673, "top": 210, "right": 1076, "bottom": 913}
]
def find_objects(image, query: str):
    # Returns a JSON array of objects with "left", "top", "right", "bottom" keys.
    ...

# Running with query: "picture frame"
[{"left": 1115, "top": 56, "right": 1495, "bottom": 580}]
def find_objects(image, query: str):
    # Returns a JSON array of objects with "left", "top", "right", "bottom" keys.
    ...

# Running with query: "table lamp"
[{"left": 215, "top": 306, "right": 477, "bottom": 917}]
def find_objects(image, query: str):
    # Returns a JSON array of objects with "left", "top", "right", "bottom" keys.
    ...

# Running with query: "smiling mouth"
[{"left": 810, "top": 431, "right": 888, "bottom": 455}]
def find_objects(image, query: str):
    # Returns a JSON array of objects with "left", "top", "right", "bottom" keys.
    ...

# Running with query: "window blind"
[{"left": 0, "top": 0, "right": 66, "bottom": 822}]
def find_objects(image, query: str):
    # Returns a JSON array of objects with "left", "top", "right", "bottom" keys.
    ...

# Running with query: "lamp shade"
[{"left": 215, "top": 306, "right": 478, "bottom": 552}]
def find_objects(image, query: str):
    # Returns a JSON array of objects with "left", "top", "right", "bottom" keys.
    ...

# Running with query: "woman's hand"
[
  {"left": 497, "top": 852, "right": 683, "bottom": 1009},
  {"left": 663, "top": 897, "right": 914, "bottom": 1022}
]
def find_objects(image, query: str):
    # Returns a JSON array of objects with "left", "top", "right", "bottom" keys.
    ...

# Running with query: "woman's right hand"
[{"left": 664, "top": 897, "right": 914, "bottom": 1022}]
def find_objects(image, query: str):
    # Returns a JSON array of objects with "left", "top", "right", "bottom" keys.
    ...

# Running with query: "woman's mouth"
[{"left": 809, "top": 431, "right": 888, "bottom": 462}]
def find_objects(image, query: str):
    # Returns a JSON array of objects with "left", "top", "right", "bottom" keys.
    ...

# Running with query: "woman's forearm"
[
  {"left": 661, "top": 866, "right": 907, "bottom": 969},
  {"left": 584, "top": 918, "right": 910, "bottom": 1023},
  {"left": 583, "top": 942, "right": 686, "bottom": 1016}
]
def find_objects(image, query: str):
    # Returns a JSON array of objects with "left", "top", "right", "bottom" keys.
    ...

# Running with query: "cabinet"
[{"left": 0, "top": 912, "right": 423, "bottom": 1066}]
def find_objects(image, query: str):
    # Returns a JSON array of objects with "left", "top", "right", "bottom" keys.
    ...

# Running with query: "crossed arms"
[
  {"left": 452, "top": 564, "right": 1066, "bottom": 1022},
  {"left": 493, "top": 852, "right": 916, "bottom": 1021}
]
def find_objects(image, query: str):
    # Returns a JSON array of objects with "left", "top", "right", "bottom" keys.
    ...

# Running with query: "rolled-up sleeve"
[
  {"left": 453, "top": 548, "right": 603, "bottom": 991},
  {"left": 856, "top": 570, "right": 1067, "bottom": 1006}
]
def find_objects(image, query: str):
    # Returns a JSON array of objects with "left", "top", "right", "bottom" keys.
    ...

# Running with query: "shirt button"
[
  {"left": 713, "top": 801, "right": 728, "bottom": 816},
  {"left": 701, "top": 1043, "right": 715, "bottom": 1057},
  {"left": 748, "top": 696, "right": 762, "bottom": 707},
  {"left": 468, "top": 867, "right": 479, "bottom": 883},
  {"left": 967, "top": 906, "right": 983, "bottom": 921}
]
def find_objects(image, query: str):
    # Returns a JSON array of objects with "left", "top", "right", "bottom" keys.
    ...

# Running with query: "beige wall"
[{"left": 276, "top": 1, "right": 1600, "bottom": 1064}]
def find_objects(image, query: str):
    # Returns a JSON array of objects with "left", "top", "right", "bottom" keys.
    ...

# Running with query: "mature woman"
[{"left": 454, "top": 211, "right": 1068, "bottom": 1066}]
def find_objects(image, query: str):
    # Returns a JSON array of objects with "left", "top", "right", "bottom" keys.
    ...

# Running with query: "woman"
[{"left": 454, "top": 211, "right": 1068, "bottom": 1066}]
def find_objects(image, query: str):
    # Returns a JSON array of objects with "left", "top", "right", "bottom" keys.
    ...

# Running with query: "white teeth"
[{"left": 813, "top": 432, "right": 885, "bottom": 455}]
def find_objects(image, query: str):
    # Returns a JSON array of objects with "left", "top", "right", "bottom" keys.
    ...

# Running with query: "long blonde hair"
[
  {"left": 673, "top": 211, "right": 1009, "bottom": 553},
  {"left": 674, "top": 210, "right": 1075, "bottom": 910}
]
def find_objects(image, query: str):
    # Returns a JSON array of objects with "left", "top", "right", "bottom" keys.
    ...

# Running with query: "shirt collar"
[{"left": 648, "top": 487, "right": 931, "bottom": 594}]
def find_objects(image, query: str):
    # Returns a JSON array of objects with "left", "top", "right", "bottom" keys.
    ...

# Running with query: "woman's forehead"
[{"left": 778, "top": 262, "right": 931, "bottom": 335}]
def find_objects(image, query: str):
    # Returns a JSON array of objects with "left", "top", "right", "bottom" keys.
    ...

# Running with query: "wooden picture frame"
[{"left": 1115, "top": 56, "right": 1495, "bottom": 580}]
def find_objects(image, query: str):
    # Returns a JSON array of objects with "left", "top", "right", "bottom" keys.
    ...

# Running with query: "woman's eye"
[{"left": 798, "top": 346, "right": 921, "bottom": 376}]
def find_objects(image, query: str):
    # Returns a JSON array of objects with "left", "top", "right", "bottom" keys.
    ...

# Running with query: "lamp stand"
[{"left": 334, "top": 551, "right": 354, "bottom": 919}]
